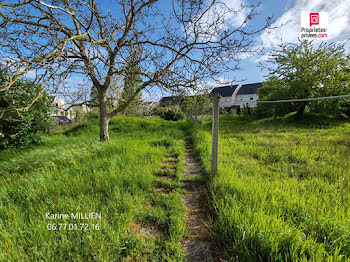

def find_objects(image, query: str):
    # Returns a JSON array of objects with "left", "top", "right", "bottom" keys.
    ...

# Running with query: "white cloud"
[
  {"left": 258, "top": 0, "right": 350, "bottom": 51},
  {"left": 224, "top": 0, "right": 248, "bottom": 27},
  {"left": 64, "top": 76, "right": 83, "bottom": 87},
  {"left": 184, "top": 0, "right": 248, "bottom": 41},
  {"left": 253, "top": 53, "right": 270, "bottom": 64},
  {"left": 199, "top": 77, "right": 235, "bottom": 91}
]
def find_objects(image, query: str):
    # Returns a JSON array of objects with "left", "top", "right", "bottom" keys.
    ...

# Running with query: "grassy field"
[
  {"left": 1, "top": 114, "right": 349, "bottom": 261},
  {"left": 0, "top": 117, "right": 189, "bottom": 261},
  {"left": 192, "top": 114, "right": 350, "bottom": 261}
]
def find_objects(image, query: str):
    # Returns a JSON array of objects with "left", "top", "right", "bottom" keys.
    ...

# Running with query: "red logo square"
[{"left": 310, "top": 13, "right": 319, "bottom": 27}]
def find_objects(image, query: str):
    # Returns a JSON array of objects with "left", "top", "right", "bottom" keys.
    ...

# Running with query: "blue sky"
[
  {"left": 144, "top": 0, "right": 350, "bottom": 101},
  {"left": 203, "top": 0, "right": 350, "bottom": 82},
  {"left": 22, "top": 0, "right": 349, "bottom": 103}
]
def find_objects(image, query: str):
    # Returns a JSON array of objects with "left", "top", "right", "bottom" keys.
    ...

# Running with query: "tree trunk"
[
  {"left": 99, "top": 88, "right": 110, "bottom": 141},
  {"left": 294, "top": 101, "right": 307, "bottom": 121}
]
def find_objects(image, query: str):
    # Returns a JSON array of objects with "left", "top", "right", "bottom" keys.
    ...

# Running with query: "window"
[{"left": 250, "top": 97, "right": 253, "bottom": 100}]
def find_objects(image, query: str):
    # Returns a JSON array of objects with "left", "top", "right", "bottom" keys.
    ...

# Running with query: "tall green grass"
[
  {"left": 0, "top": 117, "right": 188, "bottom": 261},
  {"left": 192, "top": 114, "right": 350, "bottom": 261}
]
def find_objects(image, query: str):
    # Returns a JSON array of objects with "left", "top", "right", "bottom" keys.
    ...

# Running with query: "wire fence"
[
  {"left": 257, "top": 94, "right": 350, "bottom": 104},
  {"left": 210, "top": 94, "right": 350, "bottom": 173}
]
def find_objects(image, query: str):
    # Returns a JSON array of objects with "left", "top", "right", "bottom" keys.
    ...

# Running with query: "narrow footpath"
[{"left": 181, "top": 144, "right": 222, "bottom": 262}]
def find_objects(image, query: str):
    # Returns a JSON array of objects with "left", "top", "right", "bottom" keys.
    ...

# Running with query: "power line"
[{"left": 257, "top": 94, "right": 350, "bottom": 104}]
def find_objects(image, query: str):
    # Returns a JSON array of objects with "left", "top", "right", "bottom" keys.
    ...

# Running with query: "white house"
[
  {"left": 210, "top": 82, "right": 263, "bottom": 109},
  {"left": 71, "top": 104, "right": 91, "bottom": 114},
  {"left": 50, "top": 96, "right": 91, "bottom": 120},
  {"left": 50, "top": 97, "right": 66, "bottom": 116}
]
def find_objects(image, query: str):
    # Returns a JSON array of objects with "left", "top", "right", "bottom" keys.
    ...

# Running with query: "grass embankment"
[
  {"left": 0, "top": 117, "right": 188, "bottom": 261},
  {"left": 192, "top": 114, "right": 350, "bottom": 261}
]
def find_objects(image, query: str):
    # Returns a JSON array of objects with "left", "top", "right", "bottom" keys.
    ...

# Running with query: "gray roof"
[
  {"left": 210, "top": 82, "right": 262, "bottom": 97},
  {"left": 237, "top": 82, "right": 263, "bottom": 95},
  {"left": 159, "top": 96, "right": 184, "bottom": 106},
  {"left": 210, "top": 85, "right": 238, "bottom": 97}
]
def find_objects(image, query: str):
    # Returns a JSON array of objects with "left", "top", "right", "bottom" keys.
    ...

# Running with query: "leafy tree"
[
  {"left": 182, "top": 94, "right": 210, "bottom": 132},
  {"left": 257, "top": 41, "right": 350, "bottom": 119},
  {"left": 121, "top": 54, "right": 142, "bottom": 116},
  {"left": 0, "top": 69, "right": 51, "bottom": 149},
  {"left": 255, "top": 76, "right": 296, "bottom": 118},
  {"left": 0, "top": 1, "right": 274, "bottom": 141}
]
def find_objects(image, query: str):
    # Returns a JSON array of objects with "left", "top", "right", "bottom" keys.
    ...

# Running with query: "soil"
[{"left": 181, "top": 146, "right": 224, "bottom": 262}]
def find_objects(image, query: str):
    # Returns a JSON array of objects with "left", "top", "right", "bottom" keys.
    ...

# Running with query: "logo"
[
  {"left": 300, "top": 12, "right": 328, "bottom": 40},
  {"left": 310, "top": 13, "right": 319, "bottom": 26}
]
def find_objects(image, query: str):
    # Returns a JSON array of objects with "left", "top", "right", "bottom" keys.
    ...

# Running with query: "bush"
[
  {"left": 156, "top": 106, "right": 184, "bottom": 121},
  {"left": 0, "top": 70, "right": 51, "bottom": 150},
  {"left": 85, "top": 108, "right": 99, "bottom": 120}
]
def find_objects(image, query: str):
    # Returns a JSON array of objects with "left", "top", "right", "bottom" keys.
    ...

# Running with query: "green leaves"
[
  {"left": 0, "top": 69, "right": 51, "bottom": 150},
  {"left": 257, "top": 41, "right": 350, "bottom": 119}
]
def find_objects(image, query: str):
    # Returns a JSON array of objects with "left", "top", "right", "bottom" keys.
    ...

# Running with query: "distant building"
[
  {"left": 159, "top": 96, "right": 184, "bottom": 107},
  {"left": 69, "top": 104, "right": 92, "bottom": 119},
  {"left": 158, "top": 94, "right": 210, "bottom": 108},
  {"left": 71, "top": 104, "right": 91, "bottom": 114},
  {"left": 140, "top": 101, "right": 159, "bottom": 115},
  {"left": 50, "top": 96, "right": 91, "bottom": 120},
  {"left": 210, "top": 82, "right": 263, "bottom": 109},
  {"left": 50, "top": 97, "right": 66, "bottom": 116}
]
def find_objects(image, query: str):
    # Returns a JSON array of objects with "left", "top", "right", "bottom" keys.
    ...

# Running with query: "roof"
[
  {"left": 50, "top": 96, "right": 64, "bottom": 103},
  {"left": 159, "top": 96, "right": 175, "bottom": 103},
  {"left": 210, "top": 85, "right": 238, "bottom": 97},
  {"left": 237, "top": 83, "right": 263, "bottom": 95},
  {"left": 159, "top": 96, "right": 184, "bottom": 106}
]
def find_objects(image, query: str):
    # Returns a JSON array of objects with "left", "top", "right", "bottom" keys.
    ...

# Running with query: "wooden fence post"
[{"left": 211, "top": 93, "right": 220, "bottom": 173}]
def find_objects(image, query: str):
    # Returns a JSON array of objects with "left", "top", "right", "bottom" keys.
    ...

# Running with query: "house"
[
  {"left": 158, "top": 94, "right": 210, "bottom": 108},
  {"left": 210, "top": 82, "right": 263, "bottom": 110},
  {"left": 141, "top": 101, "right": 159, "bottom": 115},
  {"left": 234, "top": 82, "right": 263, "bottom": 108},
  {"left": 159, "top": 96, "right": 184, "bottom": 107},
  {"left": 50, "top": 96, "right": 91, "bottom": 120},
  {"left": 68, "top": 104, "right": 91, "bottom": 119},
  {"left": 71, "top": 104, "right": 91, "bottom": 113},
  {"left": 50, "top": 96, "right": 66, "bottom": 116},
  {"left": 211, "top": 85, "right": 239, "bottom": 108}
]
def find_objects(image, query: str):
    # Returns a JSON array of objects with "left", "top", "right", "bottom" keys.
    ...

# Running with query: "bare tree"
[{"left": 0, "top": 0, "right": 275, "bottom": 141}]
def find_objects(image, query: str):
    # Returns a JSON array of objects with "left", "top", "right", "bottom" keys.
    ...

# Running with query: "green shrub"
[
  {"left": 0, "top": 70, "right": 51, "bottom": 150},
  {"left": 85, "top": 108, "right": 99, "bottom": 120},
  {"left": 157, "top": 106, "right": 184, "bottom": 121}
]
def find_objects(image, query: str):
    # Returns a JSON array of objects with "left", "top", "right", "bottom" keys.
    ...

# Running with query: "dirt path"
[{"left": 181, "top": 144, "right": 222, "bottom": 262}]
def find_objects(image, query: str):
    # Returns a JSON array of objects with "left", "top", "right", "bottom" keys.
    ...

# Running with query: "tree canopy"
[
  {"left": 121, "top": 52, "right": 142, "bottom": 116},
  {"left": 257, "top": 40, "right": 350, "bottom": 119},
  {"left": 0, "top": 0, "right": 275, "bottom": 140}
]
